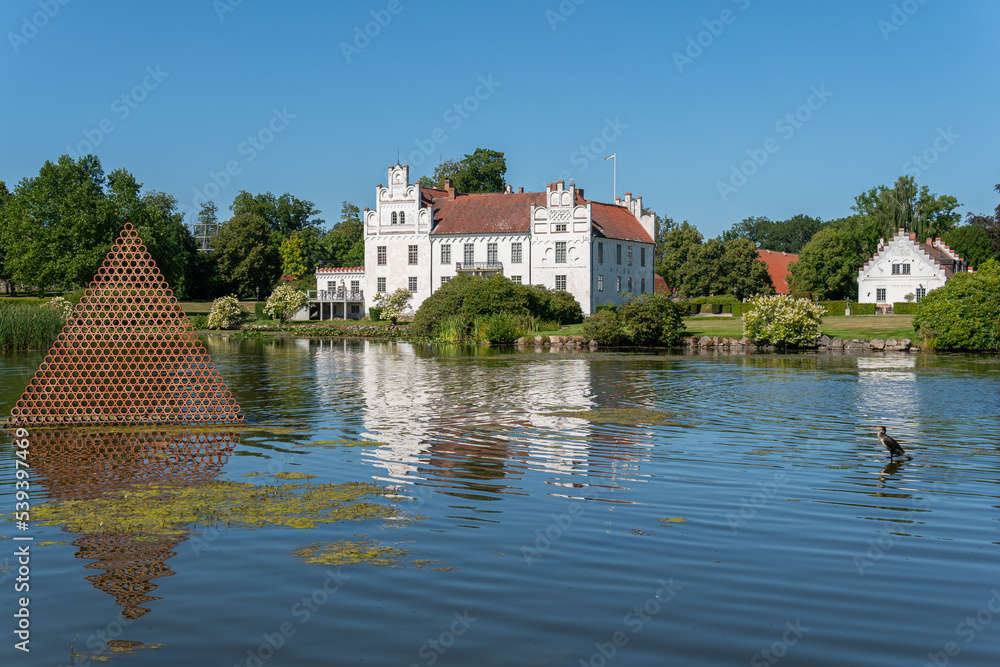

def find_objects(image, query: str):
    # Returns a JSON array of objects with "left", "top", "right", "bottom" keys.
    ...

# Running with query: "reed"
[{"left": 0, "top": 303, "right": 66, "bottom": 352}]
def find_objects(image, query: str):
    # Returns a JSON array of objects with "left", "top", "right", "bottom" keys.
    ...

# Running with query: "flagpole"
[{"left": 605, "top": 153, "right": 617, "bottom": 201}]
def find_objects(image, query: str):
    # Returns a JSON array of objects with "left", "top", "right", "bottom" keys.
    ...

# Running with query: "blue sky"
[{"left": 2, "top": 0, "right": 997, "bottom": 239}]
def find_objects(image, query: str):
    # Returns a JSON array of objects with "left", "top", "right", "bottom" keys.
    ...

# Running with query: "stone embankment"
[{"left": 515, "top": 334, "right": 920, "bottom": 352}]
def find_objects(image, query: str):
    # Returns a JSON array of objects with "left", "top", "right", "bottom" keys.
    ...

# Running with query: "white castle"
[{"left": 311, "top": 163, "right": 656, "bottom": 319}]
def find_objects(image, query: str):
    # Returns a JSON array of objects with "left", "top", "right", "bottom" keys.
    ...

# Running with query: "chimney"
[
  {"left": 556, "top": 180, "right": 565, "bottom": 190},
  {"left": 444, "top": 179, "right": 456, "bottom": 200},
  {"left": 518, "top": 187, "right": 524, "bottom": 194},
  {"left": 577, "top": 187, "right": 584, "bottom": 199},
  {"left": 926, "top": 237, "right": 932, "bottom": 246},
  {"left": 505, "top": 184, "right": 513, "bottom": 194}
]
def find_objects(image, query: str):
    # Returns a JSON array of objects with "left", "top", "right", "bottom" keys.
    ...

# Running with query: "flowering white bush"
[
  {"left": 372, "top": 288, "right": 412, "bottom": 324},
  {"left": 264, "top": 284, "right": 308, "bottom": 323},
  {"left": 207, "top": 295, "right": 249, "bottom": 330},
  {"left": 42, "top": 296, "right": 74, "bottom": 321},
  {"left": 743, "top": 294, "right": 826, "bottom": 346}
]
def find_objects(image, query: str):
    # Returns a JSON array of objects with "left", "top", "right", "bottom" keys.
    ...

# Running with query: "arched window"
[
  {"left": 399, "top": 211, "right": 406, "bottom": 224},
  {"left": 391, "top": 211, "right": 397, "bottom": 224}
]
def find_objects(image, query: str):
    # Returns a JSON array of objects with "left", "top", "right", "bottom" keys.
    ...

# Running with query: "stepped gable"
[{"left": 6, "top": 223, "right": 243, "bottom": 427}]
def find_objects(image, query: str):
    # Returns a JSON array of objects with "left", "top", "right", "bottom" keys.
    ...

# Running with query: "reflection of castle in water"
[
  {"left": 29, "top": 429, "right": 236, "bottom": 619},
  {"left": 310, "top": 340, "right": 653, "bottom": 491}
]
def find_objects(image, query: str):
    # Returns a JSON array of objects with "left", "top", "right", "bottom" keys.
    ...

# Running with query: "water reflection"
[{"left": 28, "top": 429, "right": 236, "bottom": 618}]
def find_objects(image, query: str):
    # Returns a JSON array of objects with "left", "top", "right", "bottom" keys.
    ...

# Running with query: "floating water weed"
[
  {"left": 274, "top": 472, "right": 318, "bottom": 480},
  {"left": 659, "top": 517, "right": 687, "bottom": 525},
  {"left": 290, "top": 540, "right": 408, "bottom": 567}
]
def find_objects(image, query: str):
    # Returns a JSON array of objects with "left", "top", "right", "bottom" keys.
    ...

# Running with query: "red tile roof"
[
  {"left": 654, "top": 274, "right": 670, "bottom": 294},
  {"left": 425, "top": 189, "right": 653, "bottom": 242},
  {"left": 756, "top": 249, "right": 797, "bottom": 294}
]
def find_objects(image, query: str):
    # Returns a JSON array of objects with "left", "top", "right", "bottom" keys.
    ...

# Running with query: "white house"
[
  {"left": 311, "top": 163, "right": 656, "bottom": 318},
  {"left": 858, "top": 229, "right": 969, "bottom": 308}
]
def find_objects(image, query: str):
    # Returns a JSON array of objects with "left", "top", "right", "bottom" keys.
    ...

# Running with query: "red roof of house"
[
  {"left": 756, "top": 249, "right": 797, "bottom": 294},
  {"left": 425, "top": 189, "right": 652, "bottom": 242},
  {"left": 654, "top": 274, "right": 670, "bottom": 293}
]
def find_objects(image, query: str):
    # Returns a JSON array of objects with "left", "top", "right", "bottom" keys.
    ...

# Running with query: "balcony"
[
  {"left": 455, "top": 262, "right": 504, "bottom": 276},
  {"left": 309, "top": 289, "right": 364, "bottom": 302}
]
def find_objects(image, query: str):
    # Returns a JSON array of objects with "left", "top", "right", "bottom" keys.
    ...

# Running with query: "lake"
[{"left": 1, "top": 338, "right": 999, "bottom": 666}]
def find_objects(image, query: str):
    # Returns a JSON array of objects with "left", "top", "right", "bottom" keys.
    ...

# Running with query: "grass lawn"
[{"left": 683, "top": 315, "right": 917, "bottom": 341}]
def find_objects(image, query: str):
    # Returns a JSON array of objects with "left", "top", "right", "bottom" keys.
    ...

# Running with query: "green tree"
[
  {"left": 419, "top": 148, "right": 507, "bottom": 193},
  {"left": 765, "top": 214, "right": 825, "bottom": 254},
  {"left": 787, "top": 221, "right": 869, "bottom": 300},
  {"left": 212, "top": 212, "right": 281, "bottom": 298},
  {"left": 320, "top": 201, "right": 364, "bottom": 267},
  {"left": 677, "top": 238, "right": 773, "bottom": 298},
  {"left": 655, "top": 219, "right": 703, "bottom": 292},
  {"left": 941, "top": 224, "right": 994, "bottom": 269},
  {"left": 851, "top": 175, "right": 960, "bottom": 245},
  {"left": 194, "top": 201, "right": 219, "bottom": 251},
  {"left": 135, "top": 190, "right": 200, "bottom": 299},
  {"left": 720, "top": 216, "right": 773, "bottom": 247},
  {"left": 0, "top": 181, "right": 12, "bottom": 294},
  {"left": 230, "top": 190, "right": 323, "bottom": 237},
  {"left": 0, "top": 155, "right": 119, "bottom": 290},
  {"left": 913, "top": 259, "right": 1000, "bottom": 351},
  {"left": 962, "top": 183, "right": 1000, "bottom": 262},
  {"left": 279, "top": 234, "right": 308, "bottom": 279}
]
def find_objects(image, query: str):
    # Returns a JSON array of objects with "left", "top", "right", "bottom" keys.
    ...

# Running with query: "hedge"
[{"left": 892, "top": 302, "right": 918, "bottom": 315}]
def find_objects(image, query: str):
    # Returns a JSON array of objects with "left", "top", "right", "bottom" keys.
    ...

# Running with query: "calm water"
[{"left": 2, "top": 339, "right": 999, "bottom": 666}]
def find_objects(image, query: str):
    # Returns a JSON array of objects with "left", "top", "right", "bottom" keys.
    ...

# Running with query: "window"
[
  {"left": 640, "top": 247, "right": 646, "bottom": 267},
  {"left": 350, "top": 280, "right": 359, "bottom": 292},
  {"left": 464, "top": 243, "right": 475, "bottom": 264},
  {"left": 377, "top": 277, "right": 386, "bottom": 293},
  {"left": 554, "top": 223, "right": 567, "bottom": 232},
  {"left": 399, "top": 211, "right": 405, "bottom": 224},
  {"left": 441, "top": 244, "right": 451, "bottom": 264},
  {"left": 597, "top": 275, "right": 604, "bottom": 292},
  {"left": 616, "top": 244, "right": 622, "bottom": 265},
  {"left": 627, "top": 277, "right": 633, "bottom": 293},
  {"left": 555, "top": 241, "right": 567, "bottom": 263},
  {"left": 555, "top": 275, "right": 566, "bottom": 291},
  {"left": 408, "top": 245, "right": 418, "bottom": 265},
  {"left": 511, "top": 242, "right": 522, "bottom": 264},
  {"left": 902, "top": 263, "right": 911, "bottom": 274},
  {"left": 641, "top": 277, "right": 646, "bottom": 293},
  {"left": 408, "top": 277, "right": 417, "bottom": 292},
  {"left": 915, "top": 286, "right": 926, "bottom": 302},
  {"left": 377, "top": 246, "right": 387, "bottom": 265},
  {"left": 598, "top": 242, "right": 603, "bottom": 265},
  {"left": 510, "top": 275, "right": 522, "bottom": 284},
  {"left": 628, "top": 246, "right": 633, "bottom": 266},
  {"left": 391, "top": 212, "right": 397, "bottom": 224},
  {"left": 487, "top": 243, "right": 498, "bottom": 264},
  {"left": 441, "top": 276, "right": 451, "bottom": 286},
  {"left": 616, "top": 276, "right": 622, "bottom": 292},
  {"left": 876, "top": 288, "right": 886, "bottom": 302},
  {"left": 892, "top": 264, "right": 900, "bottom": 275},
  {"left": 350, "top": 305, "right": 360, "bottom": 314}
]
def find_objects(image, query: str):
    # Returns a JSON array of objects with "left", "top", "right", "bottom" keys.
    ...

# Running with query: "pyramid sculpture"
[{"left": 7, "top": 223, "right": 243, "bottom": 426}]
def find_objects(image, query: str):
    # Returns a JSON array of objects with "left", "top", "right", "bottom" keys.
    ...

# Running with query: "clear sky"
[{"left": 2, "top": 0, "right": 998, "bottom": 239}]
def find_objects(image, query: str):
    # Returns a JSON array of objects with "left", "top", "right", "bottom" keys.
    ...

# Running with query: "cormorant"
[{"left": 877, "top": 426, "right": 907, "bottom": 459}]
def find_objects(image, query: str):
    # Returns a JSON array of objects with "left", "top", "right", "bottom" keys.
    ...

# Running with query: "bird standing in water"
[{"left": 877, "top": 426, "right": 907, "bottom": 459}]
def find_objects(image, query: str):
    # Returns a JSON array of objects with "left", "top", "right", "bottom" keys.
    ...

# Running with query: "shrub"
[
  {"left": 582, "top": 309, "right": 627, "bottom": 346},
  {"left": 892, "top": 302, "right": 918, "bottom": 315},
  {"left": 207, "top": 296, "right": 249, "bottom": 330},
  {"left": 264, "top": 284, "right": 309, "bottom": 324},
  {"left": 913, "top": 261, "right": 1000, "bottom": 350},
  {"left": 372, "top": 288, "right": 413, "bottom": 325},
  {"left": 853, "top": 302, "right": 876, "bottom": 315},
  {"left": 477, "top": 312, "right": 525, "bottom": 344},
  {"left": 369, "top": 306, "right": 384, "bottom": 322},
  {"left": 42, "top": 296, "right": 74, "bottom": 320},
  {"left": 254, "top": 302, "right": 266, "bottom": 320},
  {"left": 743, "top": 294, "right": 825, "bottom": 346},
  {"left": 190, "top": 314, "right": 209, "bottom": 330},
  {"left": 619, "top": 292, "right": 686, "bottom": 346},
  {"left": 536, "top": 288, "right": 584, "bottom": 324}
]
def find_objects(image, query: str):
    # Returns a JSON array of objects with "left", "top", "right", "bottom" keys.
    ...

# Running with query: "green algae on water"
[
  {"left": 542, "top": 407, "right": 692, "bottom": 427},
  {"left": 290, "top": 540, "right": 408, "bottom": 567},
  {"left": 274, "top": 472, "right": 318, "bottom": 480},
  {"left": 31, "top": 480, "right": 399, "bottom": 537},
  {"left": 659, "top": 517, "right": 687, "bottom": 525}
]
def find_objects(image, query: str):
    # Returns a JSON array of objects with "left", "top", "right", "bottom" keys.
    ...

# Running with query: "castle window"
[
  {"left": 464, "top": 244, "right": 475, "bottom": 265},
  {"left": 511, "top": 242, "right": 522, "bottom": 264},
  {"left": 510, "top": 275, "right": 522, "bottom": 284},
  {"left": 628, "top": 246, "right": 633, "bottom": 266},
  {"left": 441, "top": 276, "right": 451, "bottom": 286},
  {"left": 555, "top": 275, "right": 567, "bottom": 291},
  {"left": 598, "top": 242, "right": 604, "bottom": 265},
  {"left": 616, "top": 276, "right": 622, "bottom": 292},
  {"left": 892, "top": 264, "right": 899, "bottom": 274},
  {"left": 876, "top": 288, "right": 886, "bottom": 302},
  {"left": 597, "top": 275, "right": 604, "bottom": 292},
  {"left": 616, "top": 244, "right": 622, "bottom": 265},
  {"left": 377, "top": 277, "right": 386, "bottom": 293},
  {"left": 487, "top": 243, "right": 498, "bottom": 264},
  {"left": 641, "top": 277, "right": 646, "bottom": 293},
  {"left": 555, "top": 242, "right": 567, "bottom": 263},
  {"left": 916, "top": 286, "right": 926, "bottom": 301},
  {"left": 350, "top": 280, "right": 359, "bottom": 292},
  {"left": 902, "top": 263, "right": 910, "bottom": 274},
  {"left": 391, "top": 212, "right": 397, "bottom": 225},
  {"left": 408, "top": 277, "right": 417, "bottom": 292},
  {"left": 408, "top": 245, "right": 418, "bottom": 265},
  {"left": 350, "top": 305, "right": 360, "bottom": 314},
  {"left": 640, "top": 247, "right": 646, "bottom": 267},
  {"left": 399, "top": 211, "right": 406, "bottom": 225},
  {"left": 377, "top": 246, "right": 387, "bottom": 265},
  {"left": 627, "top": 277, "right": 633, "bottom": 293},
  {"left": 441, "top": 244, "right": 451, "bottom": 264},
  {"left": 555, "top": 223, "right": 567, "bottom": 232}
]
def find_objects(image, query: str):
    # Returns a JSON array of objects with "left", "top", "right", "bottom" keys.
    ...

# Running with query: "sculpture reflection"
[{"left": 28, "top": 429, "right": 236, "bottom": 619}]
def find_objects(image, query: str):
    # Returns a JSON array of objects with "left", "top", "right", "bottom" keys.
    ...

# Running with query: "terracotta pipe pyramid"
[{"left": 6, "top": 223, "right": 243, "bottom": 427}]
